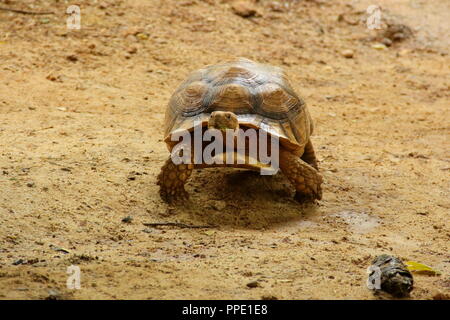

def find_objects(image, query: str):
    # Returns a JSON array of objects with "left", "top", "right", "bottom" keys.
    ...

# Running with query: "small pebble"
[
  {"left": 12, "top": 259, "right": 24, "bottom": 266},
  {"left": 127, "top": 46, "right": 137, "bottom": 54},
  {"left": 66, "top": 54, "right": 78, "bottom": 62},
  {"left": 46, "top": 289, "right": 61, "bottom": 300},
  {"left": 262, "top": 295, "right": 278, "bottom": 300},
  {"left": 381, "top": 38, "right": 392, "bottom": 47},
  {"left": 341, "top": 49, "right": 354, "bottom": 58},
  {"left": 232, "top": 1, "right": 258, "bottom": 18},
  {"left": 269, "top": 2, "right": 284, "bottom": 12},
  {"left": 121, "top": 216, "right": 133, "bottom": 223},
  {"left": 372, "top": 43, "right": 387, "bottom": 50},
  {"left": 136, "top": 33, "right": 149, "bottom": 40},
  {"left": 246, "top": 281, "right": 259, "bottom": 288}
]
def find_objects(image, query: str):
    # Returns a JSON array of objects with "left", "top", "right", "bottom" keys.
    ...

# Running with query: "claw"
[
  {"left": 294, "top": 182, "right": 322, "bottom": 202},
  {"left": 160, "top": 187, "right": 189, "bottom": 204},
  {"left": 294, "top": 192, "right": 316, "bottom": 203}
]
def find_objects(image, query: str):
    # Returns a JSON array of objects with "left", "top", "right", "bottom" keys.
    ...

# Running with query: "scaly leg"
[
  {"left": 157, "top": 157, "right": 194, "bottom": 203},
  {"left": 279, "top": 149, "right": 323, "bottom": 202}
]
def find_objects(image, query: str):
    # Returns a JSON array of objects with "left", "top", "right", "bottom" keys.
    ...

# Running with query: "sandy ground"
[{"left": 0, "top": 0, "right": 449, "bottom": 300}]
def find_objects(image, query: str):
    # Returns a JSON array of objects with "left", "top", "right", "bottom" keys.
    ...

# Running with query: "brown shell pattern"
[{"left": 164, "top": 58, "right": 312, "bottom": 153}]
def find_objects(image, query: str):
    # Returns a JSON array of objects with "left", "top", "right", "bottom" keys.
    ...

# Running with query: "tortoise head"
[{"left": 208, "top": 111, "right": 239, "bottom": 131}]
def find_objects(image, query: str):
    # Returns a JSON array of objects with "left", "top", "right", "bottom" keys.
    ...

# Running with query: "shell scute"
[{"left": 164, "top": 58, "right": 313, "bottom": 154}]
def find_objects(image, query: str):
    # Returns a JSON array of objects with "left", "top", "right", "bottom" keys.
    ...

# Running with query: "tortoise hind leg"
[
  {"left": 279, "top": 149, "right": 323, "bottom": 202},
  {"left": 157, "top": 157, "right": 194, "bottom": 203},
  {"left": 301, "top": 139, "right": 319, "bottom": 170}
]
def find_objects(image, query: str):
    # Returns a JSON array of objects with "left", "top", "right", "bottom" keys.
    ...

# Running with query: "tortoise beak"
[{"left": 207, "top": 117, "right": 215, "bottom": 130}]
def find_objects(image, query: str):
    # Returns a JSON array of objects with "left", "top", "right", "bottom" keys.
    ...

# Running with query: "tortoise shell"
[{"left": 163, "top": 58, "right": 313, "bottom": 155}]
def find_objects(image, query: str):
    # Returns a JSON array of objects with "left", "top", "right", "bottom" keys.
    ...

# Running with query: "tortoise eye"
[{"left": 226, "top": 114, "right": 231, "bottom": 119}]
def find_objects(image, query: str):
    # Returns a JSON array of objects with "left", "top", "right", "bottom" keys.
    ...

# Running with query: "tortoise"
[{"left": 157, "top": 58, "right": 323, "bottom": 203}]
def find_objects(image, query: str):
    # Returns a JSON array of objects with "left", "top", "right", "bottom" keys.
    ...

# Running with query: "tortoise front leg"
[
  {"left": 157, "top": 157, "right": 194, "bottom": 203},
  {"left": 279, "top": 149, "right": 323, "bottom": 202}
]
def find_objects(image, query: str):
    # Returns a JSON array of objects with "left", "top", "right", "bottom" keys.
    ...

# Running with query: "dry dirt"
[{"left": 0, "top": 0, "right": 449, "bottom": 300}]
